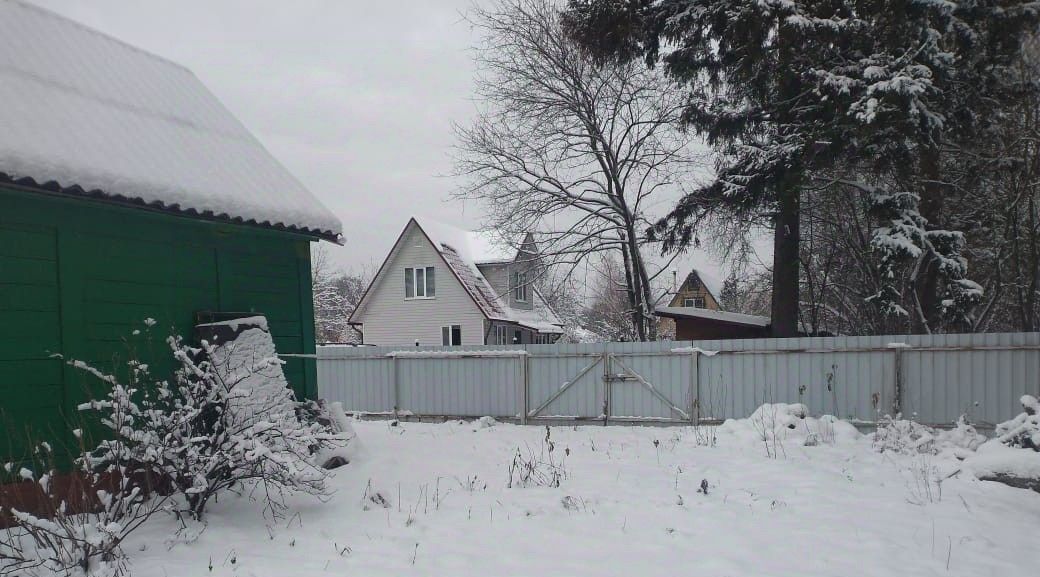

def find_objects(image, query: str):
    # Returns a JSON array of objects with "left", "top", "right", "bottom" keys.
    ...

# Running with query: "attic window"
[
  {"left": 683, "top": 297, "right": 706, "bottom": 308},
  {"left": 514, "top": 271, "right": 529, "bottom": 302},
  {"left": 405, "top": 267, "right": 436, "bottom": 299}
]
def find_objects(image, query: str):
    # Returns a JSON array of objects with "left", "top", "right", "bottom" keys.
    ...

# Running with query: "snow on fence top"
[
  {"left": 386, "top": 349, "right": 530, "bottom": 359},
  {"left": 0, "top": 0, "right": 343, "bottom": 242}
]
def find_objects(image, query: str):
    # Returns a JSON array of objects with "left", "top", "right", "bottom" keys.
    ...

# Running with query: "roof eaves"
[{"left": 0, "top": 175, "right": 344, "bottom": 244}]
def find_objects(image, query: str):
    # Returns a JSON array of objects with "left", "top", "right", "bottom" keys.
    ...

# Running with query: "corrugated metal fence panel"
[
  {"left": 902, "top": 333, "right": 1040, "bottom": 426},
  {"left": 697, "top": 348, "right": 894, "bottom": 422},
  {"left": 316, "top": 354, "right": 393, "bottom": 413},
  {"left": 316, "top": 333, "right": 1040, "bottom": 426},
  {"left": 395, "top": 356, "right": 522, "bottom": 417}
]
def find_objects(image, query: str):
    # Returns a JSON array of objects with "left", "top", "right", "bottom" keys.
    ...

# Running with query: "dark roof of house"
[{"left": 654, "top": 307, "right": 770, "bottom": 327}]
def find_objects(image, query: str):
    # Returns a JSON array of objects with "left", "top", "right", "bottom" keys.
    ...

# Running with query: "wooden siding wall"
[{"left": 0, "top": 187, "right": 317, "bottom": 468}]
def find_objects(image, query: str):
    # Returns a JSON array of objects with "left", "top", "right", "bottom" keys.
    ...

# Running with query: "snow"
[
  {"left": 113, "top": 417, "right": 1039, "bottom": 577},
  {"left": 670, "top": 346, "right": 719, "bottom": 356},
  {"left": 964, "top": 441, "right": 1040, "bottom": 480},
  {"left": 386, "top": 349, "right": 530, "bottom": 358},
  {"left": 203, "top": 323, "right": 295, "bottom": 424},
  {"left": 312, "top": 401, "right": 359, "bottom": 468},
  {"left": 196, "top": 315, "right": 270, "bottom": 332},
  {"left": 0, "top": 1, "right": 342, "bottom": 241},
  {"left": 416, "top": 217, "right": 521, "bottom": 265}
]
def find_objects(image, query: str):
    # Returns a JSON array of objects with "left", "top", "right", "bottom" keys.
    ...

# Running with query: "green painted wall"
[{"left": 0, "top": 186, "right": 318, "bottom": 468}]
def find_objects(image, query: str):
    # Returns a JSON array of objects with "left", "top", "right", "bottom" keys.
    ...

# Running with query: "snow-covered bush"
[
  {"left": 1, "top": 437, "right": 171, "bottom": 576},
  {"left": 873, "top": 416, "right": 936, "bottom": 455},
  {"left": 297, "top": 400, "right": 358, "bottom": 469},
  {"left": 718, "top": 403, "right": 860, "bottom": 457},
  {"left": 873, "top": 415, "right": 984, "bottom": 457},
  {"left": 72, "top": 321, "right": 344, "bottom": 521},
  {"left": 995, "top": 395, "right": 1040, "bottom": 451},
  {"left": 963, "top": 396, "right": 1040, "bottom": 493}
]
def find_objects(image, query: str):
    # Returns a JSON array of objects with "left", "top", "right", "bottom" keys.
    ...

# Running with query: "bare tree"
[
  {"left": 454, "top": 0, "right": 704, "bottom": 341},
  {"left": 582, "top": 257, "right": 641, "bottom": 342},
  {"left": 311, "top": 246, "right": 349, "bottom": 343},
  {"left": 332, "top": 267, "right": 372, "bottom": 344},
  {"left": 313, "top": 248, "right": 374, "bottom": 344}
]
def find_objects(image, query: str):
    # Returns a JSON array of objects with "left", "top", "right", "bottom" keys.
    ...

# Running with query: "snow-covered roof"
[
  {"left": 0, "top": 0, "right": 342, "bottom": 242},
  {"left": 508, "top": 290, "right": 565, "bottom": 334},
  {"left": 654, "top": 306, "right": 770, "bottom": 327},
  {"left": 417, "top": 217, "right": 523, "bottom": 264},
  {"left": 674, "top": 268, "right": 722, "bottom": 302}
]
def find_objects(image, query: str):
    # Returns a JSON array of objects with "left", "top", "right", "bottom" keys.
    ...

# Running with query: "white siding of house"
[
  {"left": 477, "top": 262, "right": 510, "bottom": 302},
  {"left": 476, "top": 258, "right": 536, "bottom": 311},
  {"left": 354, "top": 224, "right": 488, "bottom": 346}
]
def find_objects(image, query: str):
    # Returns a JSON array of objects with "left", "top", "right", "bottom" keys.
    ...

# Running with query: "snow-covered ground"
[{"left": 123, "top": 414, "right": 1039, "bottom": 577}]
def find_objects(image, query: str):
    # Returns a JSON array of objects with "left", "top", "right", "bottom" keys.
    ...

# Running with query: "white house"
[{"left": 349, "top": 217, "right": 565, "bottom": 346}]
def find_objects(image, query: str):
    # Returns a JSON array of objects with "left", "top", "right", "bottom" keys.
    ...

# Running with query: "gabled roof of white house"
[
  {"left": 0, "top": 0, "right": 342, "bottom": 242},
  {"left": 350, "top": 217, "right": 563, "bottom": 334}
]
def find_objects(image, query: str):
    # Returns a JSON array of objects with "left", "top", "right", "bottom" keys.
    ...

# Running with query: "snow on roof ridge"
[{"left": 412, "top": 215, "right": 520, "bottom": 264}]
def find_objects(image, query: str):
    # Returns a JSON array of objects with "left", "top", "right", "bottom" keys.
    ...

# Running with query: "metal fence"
[{"left": 317, "top": 333, "right": 1040, "bottom": 428}]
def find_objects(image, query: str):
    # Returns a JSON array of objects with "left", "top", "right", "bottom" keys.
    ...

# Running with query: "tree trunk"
[
  {"left": 913, "top": 145, "right": 943, "bottom": 333},
  {"left": 771, "top": 180, "right": 800, "bottom": 337},
  {"left": 625, "top": 221, "right": 657, "bottom": 341},
  {"left": 619, "top": 239, "right": 644, "bottom": 341}
]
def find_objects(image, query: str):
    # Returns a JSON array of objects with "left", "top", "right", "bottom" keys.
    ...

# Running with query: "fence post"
[
  {"left": 391, "top": 355, "right": 399, "bottom": 414},
  {"left": 892, "top": 348, "right": 903, "bottom": 417},
  {"left": 689, "top": 350, "right": 700, "bottom": 424},
  {"left": 602, "top": 352, "right": 611, "bottom": 425},
  {"left": 520, "top": 353, "right": 529, "bottom": 425}
]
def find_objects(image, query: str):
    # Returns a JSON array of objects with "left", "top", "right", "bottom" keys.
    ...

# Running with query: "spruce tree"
[{"left": 565, "top": 0, "right": 1039, "bottom": 335}]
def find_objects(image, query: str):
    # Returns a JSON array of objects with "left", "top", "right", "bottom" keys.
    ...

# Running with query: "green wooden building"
[{"left": 0, "top": 0, "right": 343, "bottom": 466}]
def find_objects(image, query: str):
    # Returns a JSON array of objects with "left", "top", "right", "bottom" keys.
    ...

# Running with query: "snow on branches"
[{"left": 1, "top": 319, "right": 353, "bottom": 576}]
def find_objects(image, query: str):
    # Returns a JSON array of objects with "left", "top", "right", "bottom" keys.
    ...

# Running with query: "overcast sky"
[{"left": 31, "top": 0, "right": 759, "bottom": 288}]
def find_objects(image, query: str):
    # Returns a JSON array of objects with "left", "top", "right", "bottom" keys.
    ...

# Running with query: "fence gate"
[
  {"left": 527, "top": 353, "right": 606, "bottom": 420},
  {"left": 526, "top": 352, "right": 693, "bottom": 423},
  {"left": 607, "top": 352, "right": 692, "bottom": 422}
]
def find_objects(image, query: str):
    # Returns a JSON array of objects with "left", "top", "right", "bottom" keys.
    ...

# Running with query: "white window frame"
[
  {"left": 405, "top": 266, "right": 436, "bottom": 300},
  {"left": 491, "top": 324, "right": 509, "bottom": 345},
  {"left": 682, "top": 297, "right": 706, "bottom": 308},
  {"left": 514, "top": 270, "right": 528, "bottom": 303},
  {"left": 441, "top": 324, "right": 462, "bottom": 346}
]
